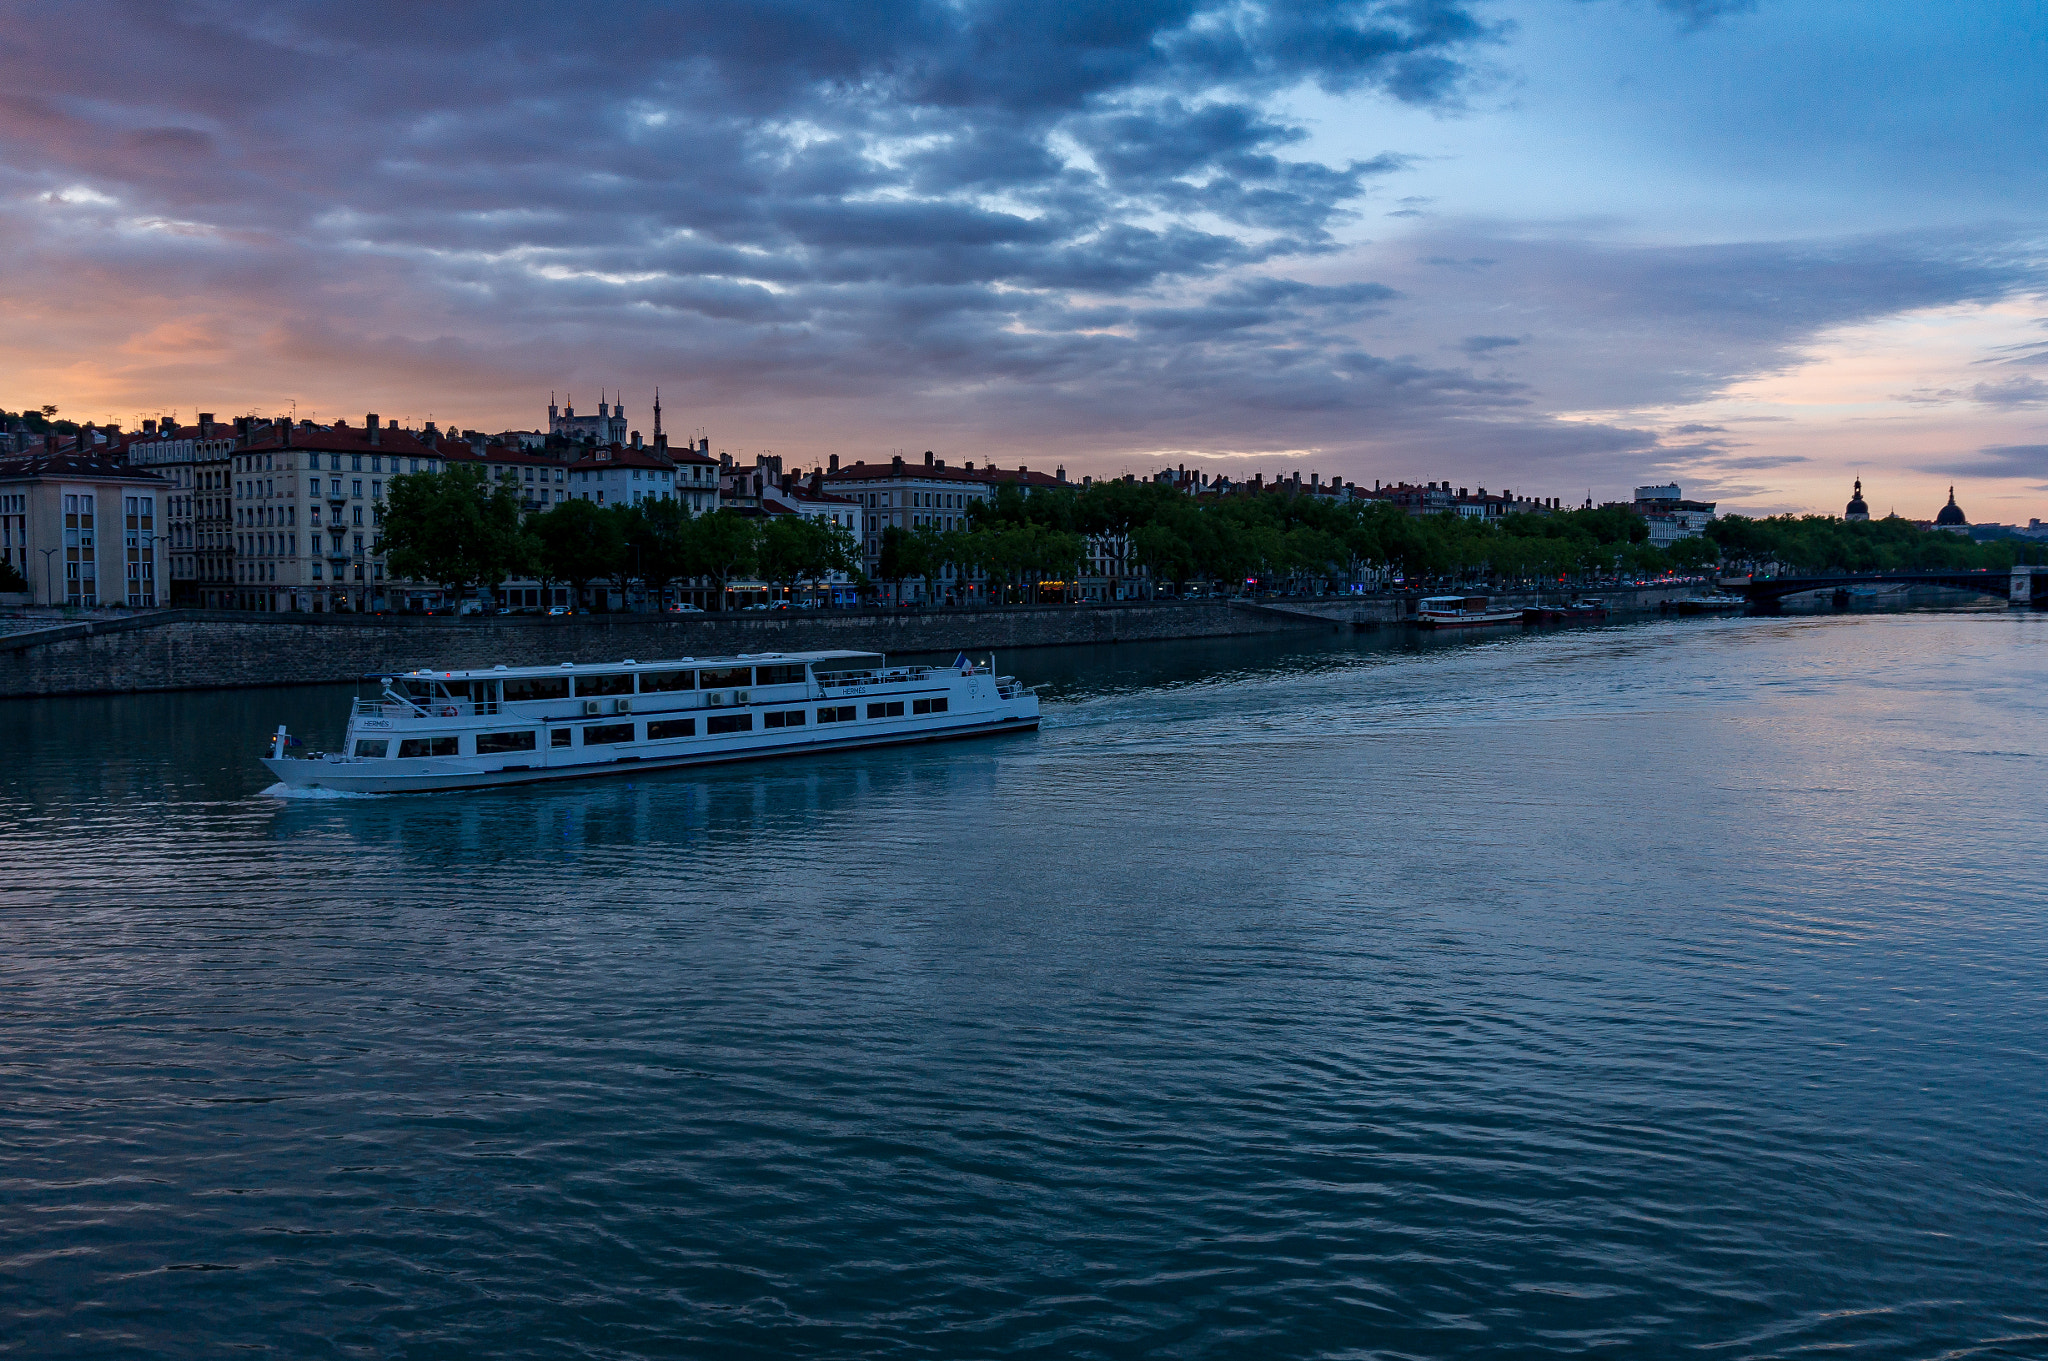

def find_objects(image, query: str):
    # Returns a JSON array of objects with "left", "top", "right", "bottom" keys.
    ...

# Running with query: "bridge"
[{"left": 1729, "top": 566, "right": 2048, "bottom": 607}]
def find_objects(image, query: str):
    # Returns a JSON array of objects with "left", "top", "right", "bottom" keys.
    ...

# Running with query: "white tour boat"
[
  {"left": 1415, "top": 594, "right": 1524, "bottom": 628},
  {"left": 263, "top": 650, "right": 1039, "bottom": 794}
]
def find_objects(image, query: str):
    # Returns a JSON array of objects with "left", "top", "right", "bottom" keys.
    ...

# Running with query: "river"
[{"left": 3, "top": 607, "right": 2044, "bottom": 1358}]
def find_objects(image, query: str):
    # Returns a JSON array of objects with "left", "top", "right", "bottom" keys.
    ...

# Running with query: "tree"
[
  {"left": 876, "top": 524, "right": 910, "bottom": 603},
  {"left": 776, "top": 515, "right": 859, "bottom": 604},
  {"left": 758, "top": 514, "right": 812, "bottom": 601},
  {"left": 381, "top": 462, "right": 526, "bottom": 600},
  {"left": 624, "top": 497, "right": 694, "bottom": 605},
  {"left": 687, "top": 510, "right": 759, "bottom": 609},
  {"left": 531, "top": 498, "right": 625, "bottom": 607},
  {"left": 0, "top": 558, "right": 26, "bottom": 593}
]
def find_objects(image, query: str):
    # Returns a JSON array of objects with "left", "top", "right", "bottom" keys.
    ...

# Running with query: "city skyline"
[{"left": 3, "top": 0, "right": 2042, "bottom": 520}]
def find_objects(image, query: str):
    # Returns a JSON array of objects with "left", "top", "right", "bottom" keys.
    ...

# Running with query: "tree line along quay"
[
  {"left": 374, "top": 470, "right": 2046, "bottom": 611},
  {"left": 4, "top": 404, "right": 2042, "bottom": 615}
]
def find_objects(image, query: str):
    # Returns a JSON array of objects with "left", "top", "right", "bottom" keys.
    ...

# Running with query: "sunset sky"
[{"left": 3, "top": 0, "right": 2042, "bottom": 519}]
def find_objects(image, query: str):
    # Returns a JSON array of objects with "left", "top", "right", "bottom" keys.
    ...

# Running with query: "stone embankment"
[{"left": 0, "top": 583, "right": 1701, "bottom": 698}]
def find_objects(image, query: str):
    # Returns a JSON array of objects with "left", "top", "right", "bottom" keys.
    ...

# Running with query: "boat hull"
[
  {"left": 266, "top": 713, "right": 1040, "bottom": 794},
  {"left": 1416, "top": 611, "right": 1524, "bottom": 628}
]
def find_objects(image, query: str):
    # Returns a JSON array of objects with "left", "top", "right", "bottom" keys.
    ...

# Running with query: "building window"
[
  {"left": 866, "top": 701, "right": 905, "bottom": 719},
  {"left": 647, "top": 718, "right": 695, "bottom": 740},
  {"left": 706, "top": 713, "right": 752, "bottom": 735},
  {"left": 582, "top": 722, "right": 634, "bottom": 745}
]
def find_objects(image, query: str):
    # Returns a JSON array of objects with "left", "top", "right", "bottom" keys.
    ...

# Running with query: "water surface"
[{"left": 4, "top": 610, "right": 2045, "bottom": 1357}]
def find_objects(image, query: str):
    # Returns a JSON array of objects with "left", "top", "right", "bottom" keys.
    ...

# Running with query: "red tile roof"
[{"left": 824, "top": 460, "right": 1065, "bottom": 489}]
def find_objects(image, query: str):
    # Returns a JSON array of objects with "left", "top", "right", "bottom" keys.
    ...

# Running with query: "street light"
[{"left": 39, "top": 547, "right": 58, "bottom": 605}]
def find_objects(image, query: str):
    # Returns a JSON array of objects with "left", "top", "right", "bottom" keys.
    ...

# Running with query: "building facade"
[
  {"left": 1631, "top": 483, "right": 1717, "bottom": 547},
  {"left": 824, "top": 451, "right": 1067, "bottom": 602},
  {"left": 0, "top": 452, "right": 169, "bottom": 606}
]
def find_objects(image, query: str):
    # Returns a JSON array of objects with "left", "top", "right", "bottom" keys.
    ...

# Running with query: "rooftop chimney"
[
  {"left": 198, "top": 412, "right": 215, "bottom": 437},
  {"left": 829, "top": 453, "right": 840, "bottom": 472},
  {"left": 367, "top": 414, "right": 381, "bottom": 446},
  {"left": 1056, "top": 466, "right": 1066, "bottom": 482},
  {"left": 143, "top": 418, "right": 156, "bottom": 435},
  {"left": 924, "top": 450, "right": 934, "bottom": 466},
  {"left": 892, "top": 454, "right": 905, "bottom": 472}
]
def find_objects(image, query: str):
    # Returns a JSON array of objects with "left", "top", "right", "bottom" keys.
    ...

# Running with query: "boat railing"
[
  {"left": 995, "top": 679, "right": 1030, "bottom": 700},
  {"left": 351, "top": 698, "right": 501, "bottom": 720},
  {"left": 814, "top": 666, "right": 936, "bottom": 687}
]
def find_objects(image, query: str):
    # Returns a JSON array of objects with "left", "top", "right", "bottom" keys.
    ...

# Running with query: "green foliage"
[
  {"left": 1705, "top": 514, "right": 2031, "bottom": 574},
  {"left": 0, "top": 558, "right": 27, "bottom": 593},
  {"left": 531, "top": 497, "right": 625, "bottom": 596},
  {"left": 758, "top": 513, "right": 856, "bottom": 597},
  {"left": 381, "top": 462, "right": 528, "bottom": 596},
  {"left": 620, "top": 498, "right": 693, "bottom": 599},
  {"left": 686, "top": 510, "right": 760, "bottom": 607}
]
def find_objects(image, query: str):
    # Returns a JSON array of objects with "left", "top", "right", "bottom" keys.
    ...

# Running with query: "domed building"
[
  {"left": 1846, "top": 479, "right": 1869, "bottom": 522},
  {"left": 1935, "top": 486, "right": 1969, "bottom": 534}
]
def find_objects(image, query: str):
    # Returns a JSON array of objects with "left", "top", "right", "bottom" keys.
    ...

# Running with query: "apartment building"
[
  {"left": 824, "top": 451, "right": 1066, "bottom": 601},
  {"left": 0, "top": 451, "right": 169, "bottom": 606}
]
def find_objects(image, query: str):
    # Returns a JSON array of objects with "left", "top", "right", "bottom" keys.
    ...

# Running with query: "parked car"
[
  {"left": 666, "top": 604, "right": 704, "bottom": 614},
  {"left": 546, "top": 605, "right": 574, "bottom": 617}
]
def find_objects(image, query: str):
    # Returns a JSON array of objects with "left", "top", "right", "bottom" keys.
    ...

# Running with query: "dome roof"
[
  {"left": 1846, "top": 478, "right": 1869, "bottom": 518},
  {"left": 1935, "top": 486, "right": 1967, "bottom": 527}
]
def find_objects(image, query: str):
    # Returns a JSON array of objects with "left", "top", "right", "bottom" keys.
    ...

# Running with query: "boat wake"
[{"left": 261, "top": 782, "right": 385, "bottom": 800}]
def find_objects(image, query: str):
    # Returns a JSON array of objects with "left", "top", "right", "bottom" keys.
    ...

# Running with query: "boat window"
[
  {"left": 353, "top": 738, "right": 389, "bottom": 758},
  {"left": 755, "top": 664, "right": 806, "bottom": 686},
  {"left": 504, "top": 676, "right": 570, "bottom": 703},
  {"left": 763, "top": 709, "right": 806, "bottom": 728},
  {"left": 706, "top": 713, "right": 751, "bottom": 735},
  {"left": 866, "top": 701, "right": 905, "bottom": 719},
  {"left": 441, "top": 679, "right": 474, "bottom": 700},
  {"left": 477, "top": 730, "right": 538, "bottom": 754},
  {"left": 640, "top": 670, "right": 694, "bottom": 693},
  {"left": 398, "top": 736, "right": 461, "bottom": 758},
  {"left": 550, "top": 728, "right": 571, "bottom": 747},
  {"left": 696, "top": 665, "right": 750, "bottom": 689},
  {"left": 818, "top": 706, "right": 855, "bottom": 724},
  {"left": 647, "top": 718, "right": 695, "bottom": 739},
  {"left": 912, "top": 697, "right": 948, "bottom": 714},
  {"left": 574, "top": 673, "right": 633, "bottom": 697},
  {"left": 582, "top": 722, "right": 634, "bottom": 745}
]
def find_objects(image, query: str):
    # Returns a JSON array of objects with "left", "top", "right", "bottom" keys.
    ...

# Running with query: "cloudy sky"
[{"left": 3, "top": 0, "right": 2042, "bottom": 517}]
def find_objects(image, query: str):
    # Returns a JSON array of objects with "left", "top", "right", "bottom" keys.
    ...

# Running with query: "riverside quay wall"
[
  {"left": 0, "top": 601, "right": 1324, "bottom": 698},
  {"left": 0, "top": 583, "right": 1710, "bottom": 698}
]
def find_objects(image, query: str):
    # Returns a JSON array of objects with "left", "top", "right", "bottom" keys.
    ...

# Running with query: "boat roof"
[{"left": 369, "top": 650, "right": 886, "bottom": 682}]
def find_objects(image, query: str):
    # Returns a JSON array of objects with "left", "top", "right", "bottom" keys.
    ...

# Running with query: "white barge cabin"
[{"left": 263, "top": 650, "right": 1039, "bottom": 793}]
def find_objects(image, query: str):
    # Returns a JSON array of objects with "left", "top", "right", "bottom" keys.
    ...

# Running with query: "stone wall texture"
[
  {"left": 0, "top": 584, "right": 1707, "bottom": 698},
  {"left": 0, "top": 603, "right": 1310, "bottom": 697}
]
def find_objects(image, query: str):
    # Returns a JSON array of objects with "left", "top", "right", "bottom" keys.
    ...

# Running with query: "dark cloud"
[
  {"left": 0, "top": 0, "right": 2041, "bottom": 506},
  {"left": 1932, "top": 445, "right": 2048, "bottom": 480},
  {"left": 1701, "top": 454, "right": 1807, "bottom": 470}
]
